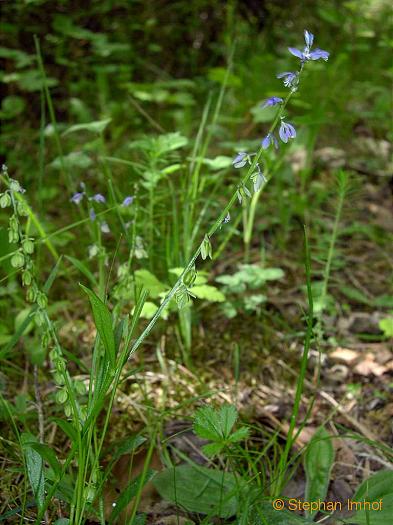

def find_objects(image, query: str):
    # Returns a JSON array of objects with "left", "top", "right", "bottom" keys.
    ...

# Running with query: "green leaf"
[
  {"left": 353, "top": 470, "right": 393, "bottom": 501},
  {"left": 228, "top": 426, "right": 249, "bottom": 443},
  {"left": 134, "top": 269, "right": 168, "bottom": 299},
  {"left": 250, "top": 502, "right": 313, "bottom": 524},
  {"left": 304, "top": 427, "right": 335, "bottom": 519},
  {"left": 153, "top": 465, "right": 242, "bottom": 518},
  {"left": 138, "top": 301, "right": 158, "bottom": 319},
  {"left": 156, "top": 132, "right": 188, "bottom": 155},
  {"left": 28, "top": 442, "right": 61, "bottom": 476},
  {"left": 21, "top": 433, "right": 45, "bottom": 511},
  {"left": 63, "top": 118, "right": 111, "bottom": 136},
  {"left": 379, "top": 317, "right": 393, "bottom": 338},
  {"left": 191, "top": 285, "right": 225, "bottom": 303},
  {"left": 194, "top": 404, "right": 238, "bottom": 442},
  {"left": 80, "top": 285, "right": 116, "bottom": 367},
  {"left": 343, "top": 471, "right": 393, "bottom": 524}
]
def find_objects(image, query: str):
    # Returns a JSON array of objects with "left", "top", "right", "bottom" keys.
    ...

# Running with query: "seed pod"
[
  {"left": 17, "top": 202, "right": 29, "bottom": 216},
  {"left": 26, "top": 287, "right": 37, "bottom": 302},
  {"left": 0, "top": 193, "right": 11, "bottom": 208},
  {"left": 34, "top": 310, "right": 45, "bottom": 326},
  {"left": 37, "top": 292, "right": 48, "bottom": 309},
  {"left": 11, "top": 252, "right": 25, "bottom": 268},
  {"left": 8, "top": 229, "right": 19, "bottom": 243},
  {"left": 56, "top": 388, "right": 68, "bottom": 404},
  {"left": 22, "top": 270, "right": 32, "bottom": 286},
  {"left": 53, "top": 372, "right": 64, "bottom": 385},
  {"left": 22, "top": 239, "right": 34, "bottom": 254}
]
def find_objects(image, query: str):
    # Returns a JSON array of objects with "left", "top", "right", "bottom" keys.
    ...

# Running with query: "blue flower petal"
[
  {"left": 288, "top": 47, "right": 304, "bottom": 59},
  {"left": 304, "top": 30, "right": 314, "bottom": 48},
  {"left": 309, "top": 48, "right": 330, "bottom": 61}
]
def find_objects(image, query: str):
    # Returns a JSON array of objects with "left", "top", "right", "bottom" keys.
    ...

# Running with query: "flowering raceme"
[{"left": 232, "top": 29, "right": 329, "bottom": 190}]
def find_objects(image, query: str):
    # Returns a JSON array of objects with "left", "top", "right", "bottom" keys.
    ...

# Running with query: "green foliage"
[
  {"left": 153, "top": 465, "right": 242, "bottom": 518},
  {"left": 217, "top": 264, "right": 284, "bottom": 317},
  {"left": 193, "top": 404, "right": 249, "bottom": 456},
  {"left": 21, "top": 433, "right": 45, "bottom": 513},
  {"left": 80, "top": 284, "right": 116, "bottom": 367},
  {"left": 304, "top": 427, "right": 335, "bottom": 519},
  {"left": 344, "top": 471, "right": 393, "bottom": 525}
]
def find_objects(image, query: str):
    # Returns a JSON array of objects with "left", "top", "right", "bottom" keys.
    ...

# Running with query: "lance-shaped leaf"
[{"left": 80, "top": 284, "right": 116, "bottom": 367}]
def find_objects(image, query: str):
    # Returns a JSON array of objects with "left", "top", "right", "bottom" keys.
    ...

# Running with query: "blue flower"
[
  {"left": 122, "top": 196, "right": 134, "bottom": 207},
  {"left": 279, "top": 121, "right": 296, "bottom": 143},
  {"left": 89, "top": 208, "right": 96, "bottom": 221},
  {"left": 261, "top": 96, "right": 283, "bottom": 109},
  {"left": 288, "top": 29, "right": 329, "bottom": 62},
  {"left": 277, "top": 71, "right": 298, "bottom": 88},
  {"left": 262, "top": 133, "right": 279, "bottom": 150},
  {"left": 71, "top": 192, "right": 84, "bottom": 204},
  {"left": 232, "top": 152, "right": 248, "bottom": 168},
  {"left": 91, "top": 193, "right": 106, "bottom": 203}
]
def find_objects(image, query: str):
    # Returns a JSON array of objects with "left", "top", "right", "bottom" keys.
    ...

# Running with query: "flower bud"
[{"left": 11, "top": 252, "right": 25, "bottom": 268}]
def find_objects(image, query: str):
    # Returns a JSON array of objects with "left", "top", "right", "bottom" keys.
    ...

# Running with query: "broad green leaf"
[
  {"left": 344, "top": 477, "right": 393, "bottom": 525},
  {"left": 29, "top": 442, "right": 61, "bottom": 476},
  {"left": 138, "top": 301, "right": 158, "bottom": 319},
  {"left": 379, "top": 317, "right": 393, "bottom": 338},
  {"left": 191, "top": 285, "right": 225, "bottom": 303},
  {"left": 156, "top": 132, "right": 188, "bottom": 155},
  {"left": 194, "top": 404, "right": 238, "bottom": 442},
  {"left": 153, "top": 465, "right": 242, "bottom": 518},
  {"left": 353, "top": 469, "right": 393, "bottom": 501},
  {"left": 63, "top": 118, "right": 111, "bottom": 136},
  {"left": 80, "top": 285, "right": 116, "bottom": 367},
  {"left": 21, "top": 433, "right": 45, "bottom": 511},
  {"left": 134, "top": 269, "right": 168, "bottom": 298},
  {"left": 304, "top": 427, "right": 334, "bottom": 519},
  {"left": 250, "top": 502, "right": 313, "bottom": 524}
]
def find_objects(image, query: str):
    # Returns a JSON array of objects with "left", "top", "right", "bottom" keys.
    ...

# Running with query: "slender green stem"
[{"left": 275, "top": 225, "right": 314, "bottom": 494}]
